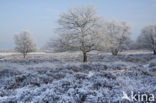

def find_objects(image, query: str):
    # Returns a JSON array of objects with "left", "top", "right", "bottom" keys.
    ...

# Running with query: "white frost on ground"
[{"left": 0, "top": 51, "right": 155, "bottom": 103}]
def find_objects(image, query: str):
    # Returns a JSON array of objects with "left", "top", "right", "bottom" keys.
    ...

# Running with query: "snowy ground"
[{"left": 0, "top": 50, "right": 156, "bottom": 103}]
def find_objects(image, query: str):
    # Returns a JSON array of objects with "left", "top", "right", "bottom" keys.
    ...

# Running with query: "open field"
[{"left": 0, "top": 50, "right": 156, "bottom": 103}]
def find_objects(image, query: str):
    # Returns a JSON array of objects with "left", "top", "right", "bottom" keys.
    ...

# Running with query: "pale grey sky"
[{"left": 0, "top": 0, "right": 156, "bottom": 49}]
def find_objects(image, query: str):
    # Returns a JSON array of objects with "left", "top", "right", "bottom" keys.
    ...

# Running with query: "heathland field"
[{"left": 0, "top": 50, "right": 155, "bottom": 102}]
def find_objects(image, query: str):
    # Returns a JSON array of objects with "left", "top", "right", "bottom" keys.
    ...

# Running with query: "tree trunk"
[
  {"left": 23, "top": 53, "right": 27, "bottom": 58},
  {"left": 112, "top": 49, "right": 119, "bottom": 56},
  {"left": 83, "top": 52, "right": 87, "bottom": 62},
  {"left": 154, "top": 50, "right": 156, "bottom": 55}
]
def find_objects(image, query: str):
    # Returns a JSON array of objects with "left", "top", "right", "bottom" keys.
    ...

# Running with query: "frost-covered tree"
[
  {"left": 137, "top": 25, "right": 156, "bottom": 55},
  {"left": 14, "top": 31, "right": 37, "bottom": 58},
  {"left": 102, "top": 20, "right": 131, "bottom": 55},
  {"left": 54, "top": 6, "right": 101, "bottom": 62},
  {"left": 47, "top": 34, "right": 73, "bottom": 52}
]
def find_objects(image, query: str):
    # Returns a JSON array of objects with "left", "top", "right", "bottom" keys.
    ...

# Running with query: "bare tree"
[
  {"left": 137, "top": 25, "right": 156, "bottom": 55},
  {"left": 46, "top": 34, "right": 73, "bottom": 52},
  {"left": 14, "top": 31, "right": 37, "bottom": 58},
  {"left": 101, "top": 20, "right": 131, "bottom": 55},
  {"left": 54, "top": 6, "right": 101, "bottom": 62}
]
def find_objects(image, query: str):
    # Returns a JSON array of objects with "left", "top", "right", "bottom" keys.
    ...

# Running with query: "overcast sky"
[{"left": 0, "top": 0, "right": 156, "bottom": 49}]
